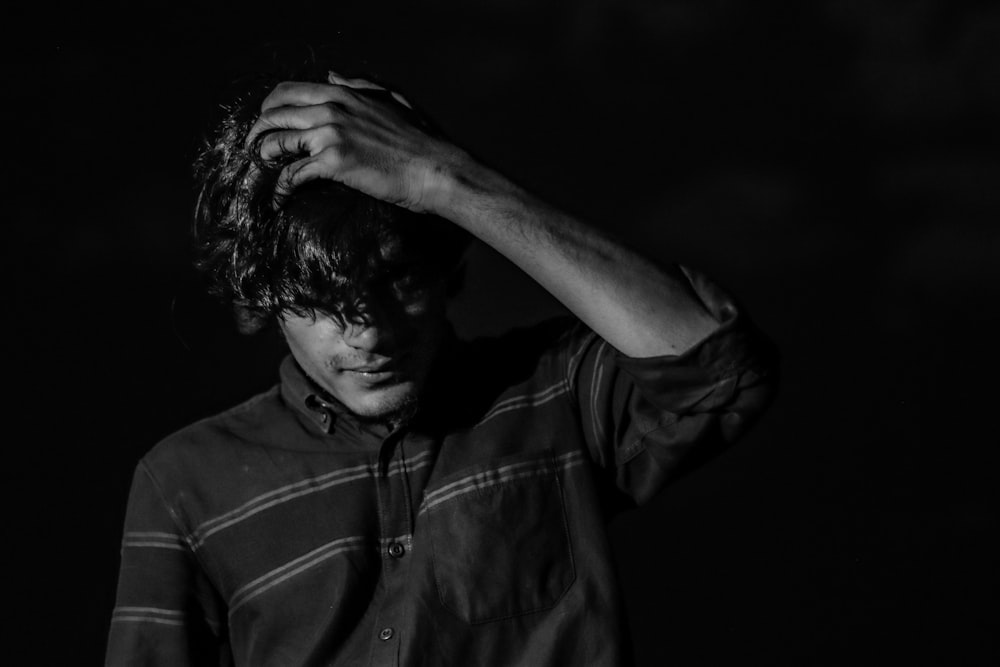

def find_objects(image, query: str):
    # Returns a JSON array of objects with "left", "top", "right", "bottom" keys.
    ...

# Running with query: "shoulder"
[
  {"left": 132, "top": 383, "right": 321, "bottom": 530},
  {"left": 140, "top": 385, "right": 286, "bottom": 484}
]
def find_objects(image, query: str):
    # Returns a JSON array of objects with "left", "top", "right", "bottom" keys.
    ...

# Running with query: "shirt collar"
[{"left": 279, "top": 355, "right": 344, "bottom": 435}]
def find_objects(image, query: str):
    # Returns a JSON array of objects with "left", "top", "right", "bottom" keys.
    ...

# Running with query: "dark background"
[{"left": 14, "top": 0, "right": 997, "bottom": 664}]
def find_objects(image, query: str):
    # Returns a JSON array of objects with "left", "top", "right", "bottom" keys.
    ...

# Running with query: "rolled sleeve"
[{"left": 565, "top": 266, "right": 778, "bottom": 505}]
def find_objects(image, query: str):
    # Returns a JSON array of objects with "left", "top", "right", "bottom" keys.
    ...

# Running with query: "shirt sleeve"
[
  {"left": 106, "top": 461, "right": 232, "bottom": 667},
  {"left": 562, "top": 265, "right": 779, "bottom": 506}
]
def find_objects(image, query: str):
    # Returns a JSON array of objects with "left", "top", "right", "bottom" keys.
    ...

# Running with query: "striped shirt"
[{"left": 107, "top": 270, "right": 777, "bottom": 666}]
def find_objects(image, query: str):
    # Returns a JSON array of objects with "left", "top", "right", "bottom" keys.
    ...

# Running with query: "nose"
[
  {"left": 342, "top": 321, "right": 391, "bottom": 353},
  {"left": 341, "top": 301, "right": 411, "bottom": 354}
]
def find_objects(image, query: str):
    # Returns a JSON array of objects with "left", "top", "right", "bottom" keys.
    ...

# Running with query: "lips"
[
  {"left": 342, "top": 366, "right": 402, "bottom": 388},
  {"left": 340, "top": 351, "right": 410, "bottom": 374},
  {"left": 343, "top": 360, "right": 395, "bottom": 373}
]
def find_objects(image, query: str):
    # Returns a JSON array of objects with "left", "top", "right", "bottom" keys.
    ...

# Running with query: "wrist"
[
  {"left": 415, "top": 148, "right": 464, "bottom": 216},
  {"left": 421, "top": 149, "right": 523, "bottom": 224},
  {"left": 416, "top": 145, "right": 481, "bottom": 217}
]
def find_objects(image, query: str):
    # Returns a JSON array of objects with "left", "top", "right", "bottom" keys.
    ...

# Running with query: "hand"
[{"left": 246, "top": 71, "right": 463, "bottom": 213}]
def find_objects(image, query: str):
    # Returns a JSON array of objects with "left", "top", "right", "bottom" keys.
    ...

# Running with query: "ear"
[{"left": 234, "top": 304, "right": 271, "bottom": 335}]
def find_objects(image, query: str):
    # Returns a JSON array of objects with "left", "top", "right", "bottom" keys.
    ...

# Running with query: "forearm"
[
  {"left": 430, "top": 157, "right": 720, "bottom": 357},
  {"left": 245, "top": 76, "right": 721, "bottom": 356}
]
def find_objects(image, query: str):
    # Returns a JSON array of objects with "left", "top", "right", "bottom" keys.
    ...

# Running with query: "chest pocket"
[{"left": 424, "top": 452, "right": 576, "bottom": 624}]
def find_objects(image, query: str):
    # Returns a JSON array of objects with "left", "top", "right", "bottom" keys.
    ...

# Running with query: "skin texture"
[
  {"left": 279, "top": 281, "right": 449, "bottom": 422},
  {"left": 255, "top": 70, "right": 722, "bottom": 419}
]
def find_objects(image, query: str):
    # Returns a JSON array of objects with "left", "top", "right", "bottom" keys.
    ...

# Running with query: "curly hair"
[{"left": 192, "top": 73, "right": 470, "bottom": 334}]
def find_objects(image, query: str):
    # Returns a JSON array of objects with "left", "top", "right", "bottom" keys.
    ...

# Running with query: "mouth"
[
  {"left": 345, "top": 368, "right": 395, "bottom": 382},
  {"left": 340, "top": 354, "right": 410, "bottom": 383}
]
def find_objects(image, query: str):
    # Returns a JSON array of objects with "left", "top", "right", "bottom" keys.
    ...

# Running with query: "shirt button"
[
  {"left": 387, "top": 542, "right": 405, "bottom": 558},
  {"left": 379, "top": 627, "right": 394, "bottom": 641}
]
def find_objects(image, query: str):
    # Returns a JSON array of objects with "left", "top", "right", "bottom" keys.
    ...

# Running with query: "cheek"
[{"left": 284, "top": 324, "right": 347, "bottom": 368}]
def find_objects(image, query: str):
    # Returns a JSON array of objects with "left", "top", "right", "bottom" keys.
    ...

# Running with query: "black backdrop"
[{"left": 13, "top": 1, "right": 997, "bottom": 664}]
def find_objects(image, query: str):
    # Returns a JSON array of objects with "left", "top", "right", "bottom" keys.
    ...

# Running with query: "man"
[{"left": 107, "top": 68, "right": 777, "bottom": 666}]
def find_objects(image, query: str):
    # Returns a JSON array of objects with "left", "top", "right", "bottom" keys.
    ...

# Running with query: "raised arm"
[{"left": 248, "top": 73, "right": 719, "bottom": 357}]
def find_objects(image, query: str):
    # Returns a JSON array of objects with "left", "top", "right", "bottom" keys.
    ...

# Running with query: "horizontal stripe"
[
  {"left": 485, "top": 380, "right": 567, "bottom": 414},
  {"left": 123, "top": 531, "right": 185, "bottom": 540},
  {"left": 121, "top": 532, "right": 188, "bottom": 551},
  {"left": 423, "top": 459, "right": 551, "bottom": 507},
  {"left": 191, "top": 451, "right": 434, "bottom": 548},
  {"left": 229, "top": 536, "right": 369, "bottom": 615},
  {"left": 112, "top": 607, "right": 186, "bottom": 627},
  {"left": 420, "top": 451, "right": 586, "bottom": 514},
  {"left": 110, "top": 616, "right": 186, "bottom": 627},
  {"left": 113, "top": 606, "right": 185, "bottom": 617},
  {"left": 122, "top": 540, "right": 187, "bottom": 551},
  {"left": 422, "top": 450, "right": 583, "bottom": 505},
  {"left": 476, "top": 381, "right": 569, "bottom": 427}
]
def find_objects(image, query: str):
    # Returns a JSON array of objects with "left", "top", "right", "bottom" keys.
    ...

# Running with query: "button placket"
[{"left": 371, "top": 430, "right": 409, "bottom": 665}]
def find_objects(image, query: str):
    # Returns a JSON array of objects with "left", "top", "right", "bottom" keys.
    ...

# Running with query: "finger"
[
  {"left": 261, "top": 81, "right": 359, "bottom": 112},
  {"left": 273, "top": 152, "right": 344, "bottom": 206},
  {"left": 246, "top": 103, "right": 340, "bottom": 148},
  {"left": 327, "top": 70, "right": 383, "bottom": 90},
  {"left": 327, "top": 71, "right": 413, "bottom": 109},
  {"left": 259, "top": 125, "right": 343, "bottom": 161}
]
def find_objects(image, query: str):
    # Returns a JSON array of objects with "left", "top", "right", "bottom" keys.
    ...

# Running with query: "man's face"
[{"left": 279, "top": 280, "right": 449, "bottom": 423}]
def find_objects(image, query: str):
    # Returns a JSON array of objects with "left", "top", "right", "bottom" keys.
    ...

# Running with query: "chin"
[{"left": 347, "top": 383, "right": 420, "bottom": 423}]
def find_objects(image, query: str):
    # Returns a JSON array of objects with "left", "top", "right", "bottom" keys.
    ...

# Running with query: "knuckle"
[
  {"left": 340, "top": 86, "right": 360, "bottom": 102},
  {"left": 299, "top": 126, "right": 340, "bottom": 157},
  {"left": 260, "top": 107, "right": 281, "bottom": 123},
  {"left": 317, "top": 123, "right": 341, "bottom": 144},
  {"left": 318, "top": 146, "right": 343, "bottom": 167},
  {"left": 321, "top": 102, "right": 341, "bottom": 121},
  {"left": 262, "top": 85, "right": 287, "bottom": 108},
  {"left": 249, "top": 119, "right": 271, "bottom": 141}
]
